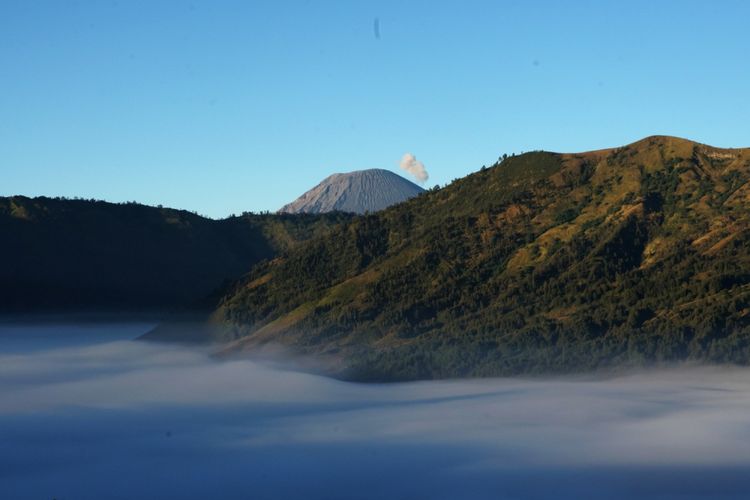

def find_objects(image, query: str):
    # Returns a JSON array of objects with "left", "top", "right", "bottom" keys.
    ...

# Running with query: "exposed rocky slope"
[{"left": 279, "top": 169, "right": 424, "bottom": 215}]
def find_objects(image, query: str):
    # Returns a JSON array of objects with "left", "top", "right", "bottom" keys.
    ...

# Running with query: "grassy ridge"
[{"left": 210, "top": 136, "right": 750, "bottom": 380}]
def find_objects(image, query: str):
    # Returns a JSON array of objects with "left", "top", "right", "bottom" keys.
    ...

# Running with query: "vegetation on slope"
[
  {"left": 0, "top": 196, "right": 349, "bottom": 312},
  {"left": 210, "top": 136, "right": 750, "bottom": 380}
]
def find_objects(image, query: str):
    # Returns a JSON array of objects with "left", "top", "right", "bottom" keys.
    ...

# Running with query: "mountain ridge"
[
  {"left": 184, "top": 135, "right": 750, "bottom": 380},
  {"left": 0, "top": 196, "right": 349, "bottom": 312}
]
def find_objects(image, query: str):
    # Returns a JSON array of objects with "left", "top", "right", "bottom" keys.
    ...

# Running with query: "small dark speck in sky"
[
  {"left": 373, "top": 18, "right": 380, "bottom": 40},
  {"left": 533, "top": 59, "right": 541, "bottom": 67}
]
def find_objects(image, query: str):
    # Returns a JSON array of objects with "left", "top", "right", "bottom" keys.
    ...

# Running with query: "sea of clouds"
[{"left": 2, "top": 322, "right": 750, "bottom": 499}]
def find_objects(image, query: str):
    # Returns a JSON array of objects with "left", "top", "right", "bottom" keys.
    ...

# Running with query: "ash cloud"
[{"left": 399, "top": 152, "right": 429, "bottom": 183}]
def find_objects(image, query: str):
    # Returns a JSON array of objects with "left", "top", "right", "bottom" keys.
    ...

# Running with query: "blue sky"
[{"left": 2, "top": 0, "right": 749, "bottom": 218}]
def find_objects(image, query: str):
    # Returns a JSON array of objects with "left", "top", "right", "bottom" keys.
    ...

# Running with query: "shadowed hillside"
[
  {"left": 0, "top": 197, "right": 349, "bottom": 312},
  {"left": 191, "top": 136, "right": 750, "bottom": 380}
]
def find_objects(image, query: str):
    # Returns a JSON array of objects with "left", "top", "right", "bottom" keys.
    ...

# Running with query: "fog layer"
[{"left": 2, "top": 323, "right": 750, "bottom": 499}]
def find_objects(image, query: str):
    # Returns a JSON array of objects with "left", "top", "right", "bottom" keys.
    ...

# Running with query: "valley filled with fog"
[{"left": 3, "top": 322, "right": 750, "bottom": 500}]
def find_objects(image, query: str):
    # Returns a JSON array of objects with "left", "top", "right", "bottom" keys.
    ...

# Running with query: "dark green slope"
[
  {"left": 0, "top": 196, "right": 349, "bottom": 312},
  {"left": 206, "top": 136, "right": 750, "bottom": 380}
]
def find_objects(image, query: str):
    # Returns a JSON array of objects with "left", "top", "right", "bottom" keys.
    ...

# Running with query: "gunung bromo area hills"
[
  {"left": 5, "top": 136, "right": 750, "bottom": 380},
  {"left": 5, "top": 2, "right": 750, "bottom": 498}
]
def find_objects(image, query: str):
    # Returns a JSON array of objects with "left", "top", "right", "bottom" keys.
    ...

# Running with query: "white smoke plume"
[{"left": 399, "top": 153, "right": 429, "bottom": 183}]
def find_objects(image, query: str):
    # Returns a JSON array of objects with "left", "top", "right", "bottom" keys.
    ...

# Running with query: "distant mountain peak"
[{"left": 279, "top": 168, "right": 424, "bottom": 215}]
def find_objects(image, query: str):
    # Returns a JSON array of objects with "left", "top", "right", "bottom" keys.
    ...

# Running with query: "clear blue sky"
[{"left": 2, "top": 0, "right": 749, "bottom": 218}]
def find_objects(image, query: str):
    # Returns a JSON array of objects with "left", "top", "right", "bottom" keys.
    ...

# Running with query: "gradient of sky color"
[{"left": 2, "top": 0, "right": 749, "bottom": 218}]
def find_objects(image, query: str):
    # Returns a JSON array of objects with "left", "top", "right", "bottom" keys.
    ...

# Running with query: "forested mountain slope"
[
  {"left": 182, "top": 137, "right": 750, "bottom": 380},
  {"left": 0, "top": 196, "right": 348, "bottom": 312}
]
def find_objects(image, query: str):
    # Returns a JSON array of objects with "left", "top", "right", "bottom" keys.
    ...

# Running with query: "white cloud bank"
[{"left": 3, "top": 324, "right": 750, "bottom": 499}]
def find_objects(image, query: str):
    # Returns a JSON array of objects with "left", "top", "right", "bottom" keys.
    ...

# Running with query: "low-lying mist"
[{"left": 3, "top": 323, "right": 750, "bottom": 499}]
